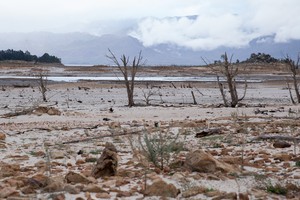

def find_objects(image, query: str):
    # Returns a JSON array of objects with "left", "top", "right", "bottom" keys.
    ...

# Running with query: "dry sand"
[{"left": 0, "top": 64, "right": 299, "bottom": 199}]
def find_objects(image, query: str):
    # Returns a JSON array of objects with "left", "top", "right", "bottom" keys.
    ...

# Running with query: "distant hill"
[{"left": 0, "top": 32, "right": 299, "bottom": 65}]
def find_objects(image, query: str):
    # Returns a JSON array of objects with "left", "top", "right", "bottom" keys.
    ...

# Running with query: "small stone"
[
  {"left": 0, "top": 132, "right": 6, "bottom": 140},
  {"left": 65, "top": 171, "right": 91, "bottom": 184},
  {"left": 42, "top": 181, "right": 64, "bottom": 192},
  {"left": 51, "top": 151, "right": 65, "bottom": 159},
  {"left": 273, "top": 141, "right": 291, "bottom": 148},
  {"left": 274, "top": 153, "right": 292, "bottom": 162},
  {"left": 116, "top": 190, "right": 132, "bottom": 197},
  {"left": 0, "top": 163, "right": 20, "bottom": 178},
  {"left": 64, "top": 184, "right": 80, "bottom": 194},
  {"left": 95, "top": 193, "right": 111, "bottom": 199},
  {"left": 144, "top": 180, "right": 180, "bottom": 198},
  {"left": 182, "top": 186, "right": 206, "bottom": 198},
  {"left": 83, "top": 184, "right": 108, "bottom": 193},
  {"left": 0, "top": 187, "right": 19, "bottom": 198},
  {"left": 50, "top": 193, "right": 66, "bottom": 200}
]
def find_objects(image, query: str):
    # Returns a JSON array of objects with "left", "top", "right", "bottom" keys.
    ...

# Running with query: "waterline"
[{"left": 0, "top": 75, "right": 262, "bottom": 83}]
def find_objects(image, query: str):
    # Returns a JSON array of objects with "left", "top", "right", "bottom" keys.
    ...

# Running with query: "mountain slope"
[{"left": 0, "top": 32, "right": 299, "bottom": 65}]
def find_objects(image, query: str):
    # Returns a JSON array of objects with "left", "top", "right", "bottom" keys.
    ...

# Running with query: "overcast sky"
[{"left": 0, "top": 0, "right": 299, "bottom": 50}]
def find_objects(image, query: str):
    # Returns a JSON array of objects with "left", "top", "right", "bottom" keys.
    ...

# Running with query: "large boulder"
[
  {"left": 91, "top": 142, "right": 118, "bottom": 178},
  {"left": 184, "top": 150, "right": 237, "bottom": 173}
]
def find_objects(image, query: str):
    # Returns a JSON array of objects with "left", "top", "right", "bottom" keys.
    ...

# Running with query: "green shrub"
[{"left": 266, "top": 182, "right": 287, "bottom": 195}]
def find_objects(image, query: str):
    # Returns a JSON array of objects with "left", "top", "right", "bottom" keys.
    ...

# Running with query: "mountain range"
[{"left": 0, "top": 32, "right": 299, "bottom": 65}]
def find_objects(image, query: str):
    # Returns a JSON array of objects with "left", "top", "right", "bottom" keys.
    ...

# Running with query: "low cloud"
[{"left": 130, "top": 0, "right": 300, "bottom": 50}]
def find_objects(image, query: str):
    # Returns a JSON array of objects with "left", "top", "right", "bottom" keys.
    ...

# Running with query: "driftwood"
[
  {"left": 251, "top": 135, "right": 300, "bottom": 143},
  {"left": 195, "top": 128, "right": 224, "bottom": 138},
  {"left": 1, "top": 107, "right": 36, "bottom": 118}
]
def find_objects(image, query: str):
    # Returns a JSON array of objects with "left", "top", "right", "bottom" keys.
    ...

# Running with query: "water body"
[{"left": 0, "top": 75, "right": 262, "bottom": 83}]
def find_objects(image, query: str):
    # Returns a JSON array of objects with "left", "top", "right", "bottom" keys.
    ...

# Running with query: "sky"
[{"left": 0, "top": 0, "right": 299, "bottom": 50}]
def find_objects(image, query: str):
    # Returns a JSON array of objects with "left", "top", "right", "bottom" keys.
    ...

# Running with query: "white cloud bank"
[
  {"left": 130, "top": 0, "right": 300, "bottom": 50},
  {"left": 0, "top": 0, "right": 299, "bottom": 50}
]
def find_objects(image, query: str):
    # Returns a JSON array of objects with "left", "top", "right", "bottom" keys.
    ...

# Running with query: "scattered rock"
[
  {"left": 0, "top": 187, "right": 19, "bottom": 198},
  {"left": 64, "top": 184, "right": 80, "bottom": 194},
  {"left": 95, "top": 192, "right": 111, "bottom": 199},
  {"left": 51, "top": 151, "right": 65, "bottom": 159},
  {"left": 0, "top": 163, "right": 20, "bottom": 178},
  {"left": 34, "top": 106, "right": 61, "bottom": 116},
  {"left": 274, "top": 153, "right": 292, "bottom": 162},
  {"left": 212, "top": 192, "right": 237, "bottom": 200},
  {"left": 184, "top": 150, "right": 237, "bottom": 173},
  {"left": 273, "top": 141, "right": 291, "bottom": 148},
  {"left": 49, "top": 193, "right": 66, "bottom": 200},
  {"left": 182, "top": 186, "right": 206, "bottom": 198},
  {"left": 83, "top": 184, "right": 108, "bottom": 193},
  {"left": 91, "top": 142, "right": 118, "bottom": 178},
  {"left": 65, "top": 171, "right": 91, "bottom": 184},
  {"left": 0, "top": 132, "right": 6, "bottom": 140},
  {"left": 144, "top": 179, "right": 180, "bottom": 198},
  {"left": 116, "top": 190, "right": 132, "bottom": 197},
  {"left": 27, "top": 174, "right": 49, "bottom": 189},
  {"left": 42, "top": 180, "right": 64, "bottom": 193}
]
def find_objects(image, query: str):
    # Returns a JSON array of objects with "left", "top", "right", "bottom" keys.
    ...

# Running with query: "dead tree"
[
  {"left": 285, "top": 54, "right": 300, "bottom": 104},
  {"left": 205, "top": 53, "right": 247, "bottom": 107},
  {"left": 37, "top": 72, "right": 48, "bottom": 102},
  {"left": 107, "top": 49, "right": 145, "bottom": 107}
]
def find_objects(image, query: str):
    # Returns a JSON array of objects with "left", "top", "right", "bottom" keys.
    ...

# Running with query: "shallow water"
[{"left": 0, "top": 75, "right": 262, "bottom": 83}]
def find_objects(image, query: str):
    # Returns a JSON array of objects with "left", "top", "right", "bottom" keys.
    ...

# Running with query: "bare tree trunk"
[
  {"left": 191, "top": 91, "right": 197, "bottom": 105},
  {"left": 285, "top": 54, "right": 300, "bottom": 104},
  {"left": 38, "top": 73, "right": 47, "bottom": 102},
  {"left": 107, "top": 49, "right": 144, "bottom": 107}
]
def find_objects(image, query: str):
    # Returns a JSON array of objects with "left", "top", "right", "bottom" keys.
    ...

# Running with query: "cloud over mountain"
[{"left": 130, "top": 0, "right": 300, "bottom": 50}]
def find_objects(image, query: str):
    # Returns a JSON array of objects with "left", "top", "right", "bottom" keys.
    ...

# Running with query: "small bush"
[
  {"left": 139, "top": 128, "right": 180, "bottom": 170},
  {"left": 295, "top": 160, "right": 300, "bottom": 167},
  {"left": 266, "top": 182, "right": 287, "bottom": 195}
]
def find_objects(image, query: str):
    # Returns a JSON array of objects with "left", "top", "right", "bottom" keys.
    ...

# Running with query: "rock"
[
  {"left": 83, "top": 184, "right": 108, "bottom": 193},
  {"left": 0, "top": 163, "right": 20, "bottom": 178},
  {"left": 65, "top": 171, "right": 91, "bottom": 184},
  {"left": 0, "top": 132, "right": 6, "bottom": 140},
  {"left": 144, "top": 180, "right": 180, "bottom": 198},
  {"left": 0, "top": 187, "right": 19, "bottom": 198},
  {"left": 184, "top": 150, "right": 237, "bottom": 173},
  {"left": 27, "top": 174, "right": 50, "bottom": 189},
  {"left": 273, "top": 141, "right": 291, "bottom": 148},
  {"left": 49, "top": 193, "right": 66, "bottom": 200},
  {"left": 34, "top": 106, "right": 61, "bottom": 116},
  {"left": 91, "top": 142, "right": 118, "bottom": 178},
  {"left": 64, "top": 184, "right": 80, "bottom": 194},
  {"left": 212, "top": 192, "right": 237, "bottom": 200},
  {"left": 274, "top": 153, "right": 292, "bottom": 162},
  {"left": 21, "top": 185, "right": 36, "bottom": 194},
  {"left": 95, "top": 193, "right": 111, "bottom": 199},
  {"left": 182, "top": 186, "right": 206, "bottom": 198},
  {"left": 116, "top": 190, "right": 132, "bottom": 197},
  {"left": 47, "top": 107, "right": 61, "bottom": 115},
  {"left": 239, "top": 192, "right": 250, "bottom": 200},
  {"left": 42, "top": 180, "right": 64, "bottom": 193},
  {"left": 51, "top": 151, "right": 65, "bottom": 159}
]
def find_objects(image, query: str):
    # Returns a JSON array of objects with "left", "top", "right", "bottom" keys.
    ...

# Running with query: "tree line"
[{"left": 0, "top": 49, "right": 61, "bottom": 63}]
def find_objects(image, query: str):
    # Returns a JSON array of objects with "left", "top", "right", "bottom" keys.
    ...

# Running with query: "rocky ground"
[{"left": 0, "top": 63, "right": 300, "bottom": 199}]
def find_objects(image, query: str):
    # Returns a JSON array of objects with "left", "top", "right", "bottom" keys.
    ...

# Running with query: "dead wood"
[
  {"left": 191, "top": 91, "right": 197, "bottom": 105},
  {"left": 1, "top": 107, "right": 36, "bottom": 118},
  {"left": 195, "top": 128, "right": 224, "bottom": 138}
]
